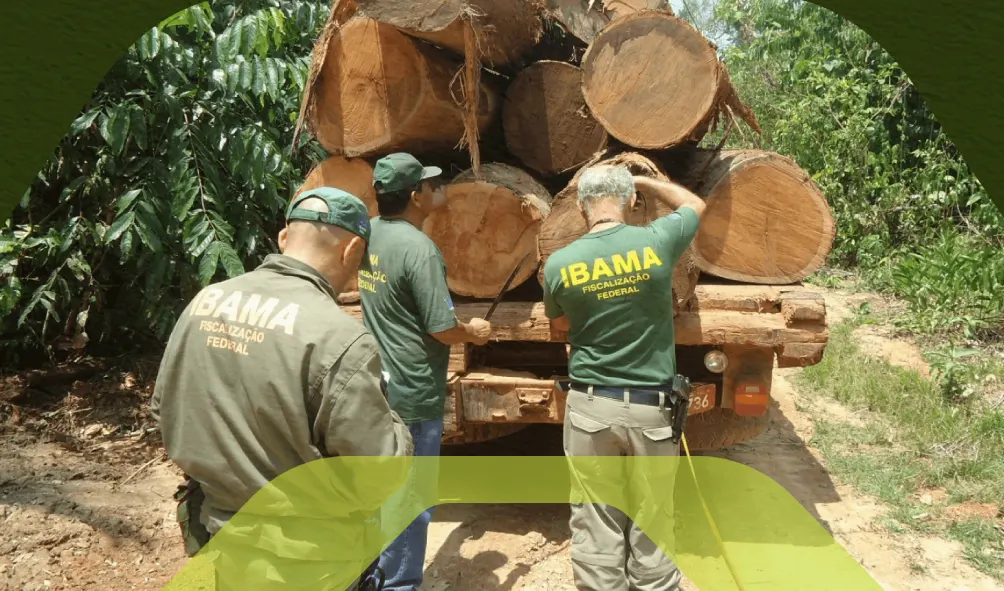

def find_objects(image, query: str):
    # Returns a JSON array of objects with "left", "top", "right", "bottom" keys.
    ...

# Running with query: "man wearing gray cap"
[{"left": 152, "top": 187, "right": 413, "bottom": 590}]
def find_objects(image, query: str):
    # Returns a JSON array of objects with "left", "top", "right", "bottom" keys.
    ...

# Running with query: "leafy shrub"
[
  {"left": 710, "top": 0, "right": 1003, "bottom": 336},
  {"left": 0, "top": 0, "right": 331, "bottom": 366}
]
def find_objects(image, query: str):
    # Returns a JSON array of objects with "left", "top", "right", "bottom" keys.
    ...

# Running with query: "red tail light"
[{"left": 734, "top": 382, "right": 770, "bottom": 416}]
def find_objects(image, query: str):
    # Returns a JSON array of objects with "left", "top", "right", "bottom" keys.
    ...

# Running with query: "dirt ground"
[{"left": 1, "top": 288, "right": 1002, "bottom": 591}]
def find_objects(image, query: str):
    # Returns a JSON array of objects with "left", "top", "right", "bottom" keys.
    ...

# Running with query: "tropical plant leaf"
[
  {"left": 100, "top": 105, "right": 131, "bottom": 156},
  {"left": 69, "top": 109, "right": 100, "bottom": 136},
  {"left": 218, "top": 242, "right": 244, "bottom": 278},
  {"left": 105, "top": 211, "right": 136, "bottom": 244},
  {"left": 198, "top": 241, "right": 222, "bottom": 285}
]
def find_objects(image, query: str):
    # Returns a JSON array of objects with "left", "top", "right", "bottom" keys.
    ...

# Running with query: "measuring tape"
[{"left": 680, "top": 433, "right": 747, "bottom": 591}]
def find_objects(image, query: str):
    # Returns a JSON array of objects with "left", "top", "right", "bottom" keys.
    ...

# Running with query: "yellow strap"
[{"left": 680, "top": 433, "right": 747, "bottom": 591}]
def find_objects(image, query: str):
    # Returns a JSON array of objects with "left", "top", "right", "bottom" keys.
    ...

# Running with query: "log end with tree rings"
[
  {"left": 580, "top": 10, "right": 722, "bottom": 149},
  {"left": 692, "top": 150, "right": 836, "bottom": 284},
  {"left": 423, "top": 163, "right": 552, "bottom": 299},
  {"left": 502, "top": 60, "right": 608, "bottom": 176},
  {"left": 310, "top": 16, "right": 498, "bottom": 158},
  {"left": 536, "top": 151, "right": 700, "bottom": 310},
  {"left": 295, "top": 156, "right": 379, "bottom": 215},
  {"left": 294, "top": 156, "right": 380, "bottom": 293}
]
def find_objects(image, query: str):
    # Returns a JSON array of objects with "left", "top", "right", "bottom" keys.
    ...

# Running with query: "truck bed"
[
  {"left": 338, "top": 281, "right": 828, "bottom": 361},
  {"left": 338, "top": 281, "right": 829, "bottom": 442}
]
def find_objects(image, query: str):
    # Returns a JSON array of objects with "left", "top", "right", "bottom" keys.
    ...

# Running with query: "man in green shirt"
[
  {"left": 152, "top": 188, "right": 413, "bottom": 590},
  {"left": 359, "top": 153, "right": 491, "bottom": 591},
  {"left": 541, "top": 165, "right": 707, "bottom": 591}
]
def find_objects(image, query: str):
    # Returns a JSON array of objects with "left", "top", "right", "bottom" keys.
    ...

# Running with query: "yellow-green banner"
[{"left": 162, "top": 455, "right": 883, "bottom": 590}]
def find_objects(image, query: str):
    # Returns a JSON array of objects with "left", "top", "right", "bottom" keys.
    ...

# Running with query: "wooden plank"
[
  {"left": 780, "top": 291, "right": 827, "bottom": 324},
  {"left": 339, "top": 283, "right": 816, "bottom": 313},
  {"left": 448, "top": 344, "right": 470, "bottom": 374},
  {"left": 338, "top": 300, "right": 828, "bottom": 346},
  {"left": 690, "top": 284, "right": 781, "bottom": 313},
  {"left": 775, "top": 342, "right": 828, "bottom": 368},
  {"left": 442, "top": 374, "right": 464, "bottom": 442},
  {"left": 459, "top": 369, "right": 563, "bottom": 423},
  {"left": 675, "top": 310, "right": 828, "bottom": 346}
]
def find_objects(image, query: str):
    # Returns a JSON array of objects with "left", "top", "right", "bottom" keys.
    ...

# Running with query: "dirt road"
[{"left": 1, "top": 289, "right": 1001, "bottom": 591}]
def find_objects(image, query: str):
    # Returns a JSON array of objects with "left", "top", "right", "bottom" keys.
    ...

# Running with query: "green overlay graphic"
[
  {"left": 161, "top": 456, "right": 885, "bottom": 590},
  {"left": 1, "top": 0, "right": 1000, "bottom": 589}
]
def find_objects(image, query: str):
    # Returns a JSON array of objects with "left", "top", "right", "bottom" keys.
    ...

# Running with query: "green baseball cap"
[
  {"left": 286, "top": 187, "right": 371, "bottom": 242},
  {"left": 372, "top": 153, "right": 442, "bottom": 193}
]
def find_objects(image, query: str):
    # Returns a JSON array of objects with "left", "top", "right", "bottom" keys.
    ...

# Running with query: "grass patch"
[
  {"left": 949, "top": 519, "right": 1004, "bottom": 577},
  {"left": 796, "top": 318, "right": 1004, "bottom": 579}
]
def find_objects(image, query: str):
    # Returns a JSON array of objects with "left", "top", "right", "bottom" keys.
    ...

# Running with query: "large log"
[
  {"left": 423, "top": 163, "right": 553, "bottom": 299},
  {"left": 502, "top": 60, "right": 609, "bottom": 176},
  {"left": 580, "top": 10, "right": 759, "bottom": 149},
  {"left": 294, "top": 156, "right": 379, "bottom": 296},
  {"left": 536, "top": 151, "right": 700, "bottom": 312},
  {"left": 688, "top": 150, "right": 836, "bottom": 284},
  {"left": 354, "top": 0, "right": 544, "bottom": 68},
  {"left": 306, "top": 16, "right": 499, "bottom": 158},
  {"left": 544, "top": 0, "right": 672, "bottom": 44}
]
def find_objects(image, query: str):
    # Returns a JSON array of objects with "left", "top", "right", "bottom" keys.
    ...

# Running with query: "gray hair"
[{"left": 577, "top": 165, "right": 635, "bottom": 215}]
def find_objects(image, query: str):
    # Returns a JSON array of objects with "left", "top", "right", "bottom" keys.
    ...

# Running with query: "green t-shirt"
[
  {"left": 358, "top": 216, "right": 458, "bottom": 423},
  {"left": 541, "top": 207, "right": 700, "bottom": 386}
]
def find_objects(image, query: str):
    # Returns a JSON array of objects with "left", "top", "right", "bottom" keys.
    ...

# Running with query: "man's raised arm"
[{"left": 633, "top": 176, "right": 707, "bottom": 218}]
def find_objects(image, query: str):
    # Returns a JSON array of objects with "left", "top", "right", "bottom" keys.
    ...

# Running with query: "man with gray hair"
[{"left": 541, "top": 164, "right": 706, "bottom": 590}]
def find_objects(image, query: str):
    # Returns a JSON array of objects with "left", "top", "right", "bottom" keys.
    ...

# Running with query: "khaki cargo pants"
[{"left": 563, "top": 386, "right": 683, "bottom": 591}]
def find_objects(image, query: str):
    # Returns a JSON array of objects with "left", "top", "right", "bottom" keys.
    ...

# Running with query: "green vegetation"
[
  {"left": 701, "top": 0, "right": 1004, "bottom": 338},
  {"left": 702, "top": 1, "right": 1004, "bottom": 576},
  {"left": 0, "top": 0, "right": 330, "bottom": 365},
  {"left": 798, "top": 317, "right": 1004, "bottom": 579}
]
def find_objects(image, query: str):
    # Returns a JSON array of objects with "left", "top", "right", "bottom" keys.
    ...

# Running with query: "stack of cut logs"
[{"left": 293, "top": 0, "right": 837, "bottom": 309}]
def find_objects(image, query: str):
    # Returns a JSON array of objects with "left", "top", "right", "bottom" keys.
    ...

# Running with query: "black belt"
[{"left": 569, "top": 382, "right": 676, "bottom": 407}]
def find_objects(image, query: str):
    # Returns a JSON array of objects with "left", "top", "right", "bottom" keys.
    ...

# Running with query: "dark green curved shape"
[
  {"left": 1, "top": 0, "right": 1002, "bottom": 222},
  {"left": 0, "top": 1, "right": 995, "bottom": 587},
  {"left": 160, "top": 456, "right": 885, "bottom": 590}
]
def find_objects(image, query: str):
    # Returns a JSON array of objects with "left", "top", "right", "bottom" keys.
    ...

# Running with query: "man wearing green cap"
[
  {"left": 152, "top": 187, "right": 413, "bottom": 590},
  {"left": 359, "top": 153, "right": 491, "bottom": 591}
]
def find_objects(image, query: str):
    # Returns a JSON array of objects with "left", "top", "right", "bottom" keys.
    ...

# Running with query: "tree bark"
[
  {"left": 544, "top": 0, "right": 672, "bottom": 44},
  {"left": 580, "top": 10, "right": 760, "bottom": 149},
  {"left": 354, "top": 0, "right": 544, "bottom": 68},
  {"left": 536, "top": 151, "right": 700, "bottom": 312},
  {"left": 423, "top": 163, "right": 553, "bottom": 299},
  {"left": 306, "top": 16, "right": 499, "bottom": 158},
  {"left": 686, "top": 149, "right": 836, "bottom": 284},
  {"left": 502, "top": 60, "right": 608, "bottom": 176}
]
